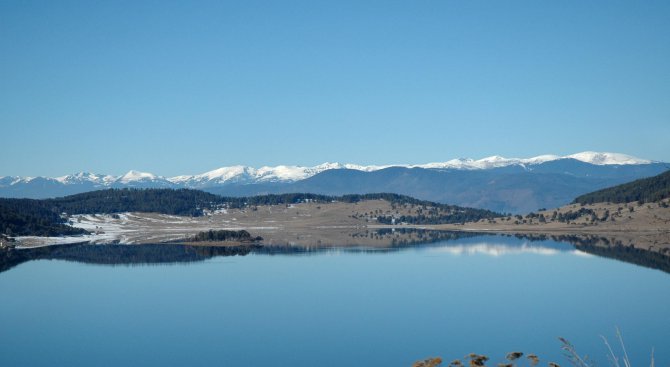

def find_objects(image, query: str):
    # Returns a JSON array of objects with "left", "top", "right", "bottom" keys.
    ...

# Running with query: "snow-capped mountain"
[
  {"left": 112, "top": 170, "right": 174, "bottom": 188},
  {"left": 407, "top": 152, "right": 650, "bottom": 170},
  {"left": 163, "top": 151, "right": 655, "bottom": 186},
  {"left": 0, "top": 151, "right": 658, "bottom": 189},
  {"left": 116, "top": 170, "right": 159, "bottom": 184},
  {"left": 170, "top": 162, "right": 390, "bottom": 188},
  {"left": 564, "top": 151, "right": 651, "bottom": 165},
  {"left": 52, "top": 170, "right": 173, "bottom": 188},
  {"left": 55, "top": 172, "right": 116, "bottom": 185},
  {"left": 1, "top": 151, "right": 665, "bottom": 213},
  {"left": 2, "top": 151, "right": 653, "bottom": 192}
]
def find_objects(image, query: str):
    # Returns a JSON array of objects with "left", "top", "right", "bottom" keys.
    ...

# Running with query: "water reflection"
[
  {"left": 0, "top": 243, "right": 260, "bottom": 273},
  {"left": 1, "top": 229, "right": 669, "bottom": 275}
]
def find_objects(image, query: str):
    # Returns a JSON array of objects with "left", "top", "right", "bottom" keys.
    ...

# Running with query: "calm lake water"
[{"left": 1, "top": 234, "right": 669, "bottom": 367}]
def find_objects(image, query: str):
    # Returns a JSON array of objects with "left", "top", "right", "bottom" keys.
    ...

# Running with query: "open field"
[
  {"left": 425, "top": 199, "right": 670, "bottom": 251},
  {"left": 12, "top": 199, "right": 670, "bottom": 252},
  {"left": 14, "top": 200, "right": 421, "bottom": 248}
]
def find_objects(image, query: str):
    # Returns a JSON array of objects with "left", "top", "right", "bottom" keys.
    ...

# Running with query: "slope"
[{"left": 574, "top": 169, "right": 670, "bottom": 204}]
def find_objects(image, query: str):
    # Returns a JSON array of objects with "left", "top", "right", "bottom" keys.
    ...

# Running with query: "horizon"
[
  {"left": 1, "top": 150, "right": 665, "bottom": 179},
  {"left": 2, "top": 1, "right": 669, "bottom": 176}
]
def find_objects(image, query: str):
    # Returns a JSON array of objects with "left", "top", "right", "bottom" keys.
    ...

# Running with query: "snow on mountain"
[
  {"left": 521, "top": 154, "right": 562, "bottom": 165},
  {"left": 162, "top": 152, "right": 655, "bottom": 186},
  {"left": 113, "top": 170, "right": 177, "bottom": 188},
  {"left": 408, "top": 154, "right": 560, "bottom": 170},
  {"left": 1, "top": 152, "right": 658, "bottom": 189},
  {"left": 255, "top": 165, "right": 318, "bottom": 182},
  {"left": 170, "top": 166, "right": 256, "bottom": 186},
  {"left": 169, "top": 162, "right": 402, "bottom": 187},
  {"left": 342, "top": 163, "right": 392, "bottom": 172},
  {"left": 56, "top": 172, "right": 116, "bottom": 185},
  {"left": 565, "top": 151, "right": 651, "bottom": 165},
  {"left": 407, "top": 152, "right": 647, "bottom": 170},
  {"left": 0, "top": 176, "right": 40, "bottom": 185},
  {"left": 116, "top": 170, "right": 161, "bottom": 184},
  {"left": 171, "top": 163, "right": 347, "bottom": 187},
  {"left": 1, "top": 177, "right": 21, "bottom": 186},
  {"left": 416, "top": 158, "right": 476, "bottom": 170}
]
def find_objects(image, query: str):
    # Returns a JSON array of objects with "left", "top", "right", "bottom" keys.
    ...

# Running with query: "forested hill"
[
  {"left": 0, "top": 189, "right": 502, "bottom": 237},
  {"left": 0, "top": 200, "right": 88, "bottom": 237},
  {"left": 573, "top": 169, "right": 670, "bottom": 205},
  {"left": 49, "top": 188, "right": 218, "bottom": 216},
  {"left": 0, "top": 189, "right": 218, "bottom": 236}
]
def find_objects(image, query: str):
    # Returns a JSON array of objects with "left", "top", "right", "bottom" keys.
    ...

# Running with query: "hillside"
[
  {"left": 0, "top": 188, "right": 222, "bottom": 237},
  {"left": 574, "top": 169, "right": 670, "bottom": 204},
  {"left": 0, "top": 200, "right": 89, "bottom": 237},
  {"left": 0, "top": 189, "right": 501, "bottom": 238},
  {"left": 11, "top": 197, "right": 502, "bottom": 247},
  {"left": 5, "top": 174, "right": 670, "bottom": 250},
  {"left": 47, "top": 188, "right": 221, "bottom": 216},
  {"left": 206, "top": 161, "right": 668, "bottom": 213},
  {"left": 421, "top": 179, "right": 670, "bottom": 252}
]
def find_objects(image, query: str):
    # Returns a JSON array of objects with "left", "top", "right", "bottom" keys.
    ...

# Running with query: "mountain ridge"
[
  {"left": 2, "top": 152, "right": 667, "bottom": 213},
  {"left": 0, "top": 151, "right": 658, "bottom": 187}
]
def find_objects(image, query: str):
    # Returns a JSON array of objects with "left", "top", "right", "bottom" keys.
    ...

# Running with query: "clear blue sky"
[{"left": 1, "top": 0, "right": 669, "bottom": 177}]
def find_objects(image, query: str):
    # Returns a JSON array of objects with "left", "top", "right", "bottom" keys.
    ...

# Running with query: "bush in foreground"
[{"left": 413, "top": 329, "right": 655, "bottom": 367}]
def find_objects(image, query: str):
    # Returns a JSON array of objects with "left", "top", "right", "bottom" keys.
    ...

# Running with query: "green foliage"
[
  {"left": 555, "top": 208, "right": 596, "bottom": 223},
  {"left": 47, "top": 188, "right": 220, "bottom": 216},
  {"left": 0, "top": 199, "right": 88, "bottom": 237},
  {"left": 376, "top": 208, "right": 499, "bottom": 225},
  {"left": 574, "top": 170, "right": 670, "bottom": 204},
  {"left": 219, "top": 192, "right": 493, "bottom": 211},
  {"left": 191, "top": 229, "right": 261, "bottom": 242}
]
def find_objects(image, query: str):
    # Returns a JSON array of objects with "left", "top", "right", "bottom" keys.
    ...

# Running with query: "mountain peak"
[
  {"left": 2, "top": 152, "right": 660, "bottom": 191},
  {"left": 55, "top": 172, "right": 115, "bottom": 184},
  {"left": 117, "top": 170, "right": 159, "bottom": 183},
  {"left": 566, "top": 151, "right": 652, "bottom": 165}
]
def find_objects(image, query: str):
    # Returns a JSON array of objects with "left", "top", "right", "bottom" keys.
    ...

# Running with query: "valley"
[
  {"left": 4, "top": 168, "right": 670, "bottom": 260},
  {"left": 11, "top": 197, "right": 670, "bottom": 254},
  {"left": 12, "top": 199, "right": 489, "bottom": 247}
]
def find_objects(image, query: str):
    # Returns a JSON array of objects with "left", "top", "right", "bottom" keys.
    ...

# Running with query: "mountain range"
[{"left": 2, "top": 152, "right": 668, "bottom": 213}]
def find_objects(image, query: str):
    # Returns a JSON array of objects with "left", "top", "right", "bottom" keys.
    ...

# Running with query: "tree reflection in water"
[{"left": 1, "top": 230, "right": 669, "bottom": 275}]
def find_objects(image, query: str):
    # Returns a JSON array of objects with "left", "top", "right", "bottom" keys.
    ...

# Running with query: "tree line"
[
  {"left": 0, "top": 200, "right": 88, "bottom": 237},
  {"left": 574, "top": 169, "right": 670, "bottom": 204},
  {"left": 0, "top": 189, "right": 502, "bottom": 237},
  {"left": 190, "top": 229, "right": 262, "bottom": 242},
  {"left": 376, "top": 208, "right": 500, "bottom": 225}
]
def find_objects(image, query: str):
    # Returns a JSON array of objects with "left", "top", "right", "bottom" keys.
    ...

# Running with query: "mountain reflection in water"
[{"left": 1, "top": 230, "right": 669, "bottom": 275}]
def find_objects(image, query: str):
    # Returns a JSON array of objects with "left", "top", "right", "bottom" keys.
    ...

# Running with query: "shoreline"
[
  {"left": 8, "top": 199, "right": 670, "bottom": 251},
  {"left": 10, "top": 223, "right": 669, "bottom": 252}
]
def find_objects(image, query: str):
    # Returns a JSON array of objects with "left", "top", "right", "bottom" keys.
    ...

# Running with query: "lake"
[{"left": 1, "top": 233, "right": 669, "bottom": 367}]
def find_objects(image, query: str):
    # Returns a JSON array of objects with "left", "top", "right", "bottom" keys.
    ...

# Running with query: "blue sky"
[{"left": 1, "top": 0, "right": 669, "bottom": 177}]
